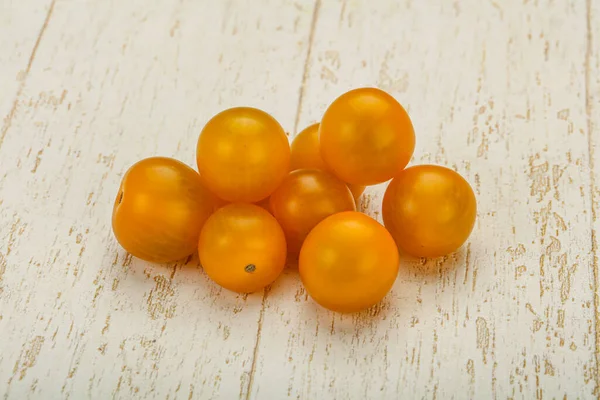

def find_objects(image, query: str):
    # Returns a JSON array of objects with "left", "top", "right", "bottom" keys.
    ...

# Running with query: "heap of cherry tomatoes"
[{"left": 112, "top": 87, "right": 476, "bottom": 313}]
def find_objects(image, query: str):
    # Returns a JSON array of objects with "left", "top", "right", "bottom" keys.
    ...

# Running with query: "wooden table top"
[{"left": 1, "top": 0, "right": 599, "bottom": 398}]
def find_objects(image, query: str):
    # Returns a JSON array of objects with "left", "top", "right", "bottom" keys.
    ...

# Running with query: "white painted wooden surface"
[{"left": 0, "top": 0, "right": 598, "bottom": 399}]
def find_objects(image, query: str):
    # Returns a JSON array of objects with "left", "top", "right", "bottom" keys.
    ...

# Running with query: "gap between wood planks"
[
  {"left": 0, "top": 0, "right": 57, "bottom": 150},
  {"left": 292, "top": 0, "right": 322, "bottom": 137}
]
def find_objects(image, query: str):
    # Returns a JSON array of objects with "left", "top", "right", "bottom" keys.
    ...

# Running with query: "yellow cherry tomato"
[
  {"left": 112, "top": 157, "right": 216, "bottom": 263},
  {"left": 291, "top": 123, "right": 365, "bottom": 201},
  {"left": 196, "top": 107, "right": 290, "bottom": 203},
  {"left": 198, "top": 204, "right": 287, "bottom": 293},
  {"left": 290, "top": 123, "right": 329, "bottom": 171},
  {"left": 270, "top": 169, "right": 356, "bottom": 254},
  {"left": 320, "top": 88, "right": 415, "bottom": 186},
  {"left": 382, "top": 165, "right": 477, "bottom": 257},
  {"left": 299, "top": 212, "right": 399, "bottom": 313}
]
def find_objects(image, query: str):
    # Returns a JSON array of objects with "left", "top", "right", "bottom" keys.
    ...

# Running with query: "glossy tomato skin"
[
  {"left": 382, "top": 165, "right": 477, "bottom": 258},
  {"left": 198, "top": 203, "right": 286, "bottom": 293},
  {"left": 112, "top": 157, "right": 217, "bottom": 263},
  {"left": 299, "top": 212, "right": 399, "bottom": 313},
  {"left": 270, "top": 169, "right": 356, "bottom": 254},
  {"left": 291, "top": 123, "right": 365, "bottom": 201},
  {"left": 290, "top": 123, "right": 328, "bottom": 171},
  {"left": 196, "top": 107, "right": 290, "bottom": 203},
  {"left": 320, "top": 88, "right": 415, "bottom": 186}
]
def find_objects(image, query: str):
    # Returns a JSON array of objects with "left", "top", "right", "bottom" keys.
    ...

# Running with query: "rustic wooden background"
[{"left": 1, "top": 0, "right": 599, "bottom": 398}]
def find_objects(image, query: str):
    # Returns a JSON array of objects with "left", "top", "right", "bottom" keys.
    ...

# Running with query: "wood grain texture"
[
  {"left": 588, "top": 0, "right": 600, "bottom": 396},
  {"left": 252, "top": 0, "right": 598, "bottom": 398},
  {"left": 0, "top": 0, "right": 316, "bottom": 398},
  {"left": 0, "top": 0, "right": 55, "bottom": 147},
  {"left": 0, "top": 0, "right": 598, "bottom": 399}
]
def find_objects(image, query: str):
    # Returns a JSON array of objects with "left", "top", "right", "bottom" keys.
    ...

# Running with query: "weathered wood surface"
[{"left": 0, "top": 0, "right": 598, "bottom": 399}]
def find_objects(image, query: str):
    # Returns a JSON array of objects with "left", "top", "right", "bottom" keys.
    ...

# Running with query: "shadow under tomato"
[
  {"left": 178, "top": 252, "right": 201, "bottom": 270},
  {"left": 144, "top": 252, "right": 202, "bottom": 280},
  {"left": 120, "top": 251, "right": 200, "bottom": 282},
  {"left": 299, "top": 289, "right": 396, "bottom": 334},
  {"left": 285, "top": 253, "right": 299, "bottom": 269}
]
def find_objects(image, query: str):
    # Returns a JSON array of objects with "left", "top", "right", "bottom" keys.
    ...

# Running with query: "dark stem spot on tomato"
[
  {"left": 244, "top": 264, "right": 256, "bottom": 273},
  {"left": 117, "top": 191, "right": 124, "bottom": 205}
]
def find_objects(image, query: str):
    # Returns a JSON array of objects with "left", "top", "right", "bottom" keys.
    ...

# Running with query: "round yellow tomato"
[
  {"left": 112, "top": 157, "right": 216, "bottom": 263},
  {"left": 196, "top": 107, "right": 290, "bottom": 203},
  {"left": 290, "top": 123, "right": 365, "bottom": 201},
  {"left": 299, "top": 212, "right": 399, "bottom": 313},
  {"left": 320, "top": 88, "right": 415, "bottom": 186},
  {"left": 198, "top": 204, "right": 286, "bottom": 293},
  {"left": 270, "top": 169, "right": 356, "bottom": 254},
  {"left": 382, "top": 165, "right": 477, "bottom": 257},
  {"left": 290, "top": 123, "right": 329, "bottom": 171}
]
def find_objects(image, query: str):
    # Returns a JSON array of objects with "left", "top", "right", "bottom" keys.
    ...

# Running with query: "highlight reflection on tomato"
[
  {"left": 320, "top": 88, "right": 415, "bottom": 186},
  {"left": 196, "top": 107, "right": 290, "bottom": 203},
  {"left": 198, "top": 204, "right": 286, "bottom": 293},
  {"left": 112, "top": 157, "right": 216, "bottom": 263},
  {"left": 382, "top": 165, "right": 477, "bottom": 258},
  {"left": 291, "top": 123, "right": 365, "bottom": 201},
  {"left": 299, "top": 212, "right": 399, "bottom": 313},
  {"left": 270, "top": 169, "right": 356, "bottom": 254}
]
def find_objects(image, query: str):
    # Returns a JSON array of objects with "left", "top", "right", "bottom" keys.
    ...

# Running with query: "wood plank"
[
  {"left": 249, "top": 0, "right": 597, "bottom": 398},
  {"left": 0, "top": 0, "right": 54, "bottom": 147},
  {"left": 588, "top": 0, "right": 600, "bottom": 395},
  {"left": 0, "top": 0, "right": 316, "bottom": 398}
]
